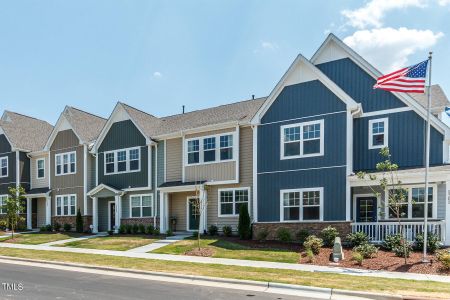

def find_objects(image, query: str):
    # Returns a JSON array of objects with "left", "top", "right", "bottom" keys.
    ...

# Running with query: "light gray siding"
[
  {"left": 30, "top": 155, "right": 49, "bottom": 189},
  {"left": 166, "top": 138, "right": 182, "bottom": 182},
  {"left": 98, "top": 197, "right": 111, "bottom": 232}
]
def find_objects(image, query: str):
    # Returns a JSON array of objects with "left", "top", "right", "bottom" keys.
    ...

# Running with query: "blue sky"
[{"left": 1, "top": 0, "right": 449, "bottom": 124}]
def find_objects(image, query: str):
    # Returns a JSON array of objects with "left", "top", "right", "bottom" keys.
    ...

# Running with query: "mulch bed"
[
  {"left": 218, "top": 236, "right": 302, "bottom": 252},
  {"left": 299, "top": 247, "right": 450, "bottom": 275},
  {"left": 185, "top": 247, "right": 215, "bottom": 257}
]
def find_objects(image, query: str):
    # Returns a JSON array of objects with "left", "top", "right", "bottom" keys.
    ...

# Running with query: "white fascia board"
[
  {"left": 311, "top": 34, "right": 450, "bottom": 138},
  {"left": 251, "top": 54, "right": 359, "bottom": 125}
]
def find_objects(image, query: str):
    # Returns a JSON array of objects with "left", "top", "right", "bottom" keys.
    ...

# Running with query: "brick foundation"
[
  {"left": 252, "top": 222, "right": 352, "bottom": 241},
  {"left": 121, "top": 217, "right": 159, "bottom": 228},
  {"left": 52, "top": 216, "right": 92, "bottom": 232}
]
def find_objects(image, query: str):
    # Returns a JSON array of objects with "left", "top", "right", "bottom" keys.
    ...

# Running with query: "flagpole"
[{"left": 423, "top": 51, "right": 432, "bottom": 262}]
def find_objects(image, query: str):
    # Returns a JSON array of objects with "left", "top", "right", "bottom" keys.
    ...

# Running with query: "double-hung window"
[
  {"left": 220, "top": 135, "right": 233, "bottom": 160},
  {"left": 281, "top": 188, "right": 323, "bottom": 221},
  {"left": 218, "top": 188, "right": 250, "bottom": 216},
  {"left": 281, "top": 120, "right": 324, "bottom": 159},
  {"left": 186, "top": 133, "right": 235, "bottom": 165},
  {"left": 104, "top": 147, "right": 141, "bottom": 175},
  {"left": 187, "top": 140, "right": 200, "bottom": 164},
  {"left": 56, "top": 195, "right": 76, "bottom": 216},
  {"left": 55, "top": 152, "right": 76, "bottom": 176},
  {"left": 388, "top": 186, "right": 435, "bottom": 219},
  {"left": 0, "top": 157, "right": 7, "bottom": 178},
  {"left": 203, "top": 137, "right": 216, "bottom": 162},
  {"left": 0, "top": 195, "right": 7, "bottom": 214},
  {"left": 130, "top": 194, "right": 153, "bottom": 218},
  {"left": 37, "top": 158, "right": 45, "bottom": 179},
  {"left": 369, "top": 118, "right": 388, "bottom": 149}
]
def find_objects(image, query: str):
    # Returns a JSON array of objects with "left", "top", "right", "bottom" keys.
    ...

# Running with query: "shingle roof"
[
  {"left": 0, "top": 111, "right": 53, "bottom": 152},
  {"left": 122, "top": 97, "right": 266, "bottom": 138},
  {"left": 63, "top": 107, "right": 107, "bottom": 143},
  {"left": 409, "top": 85, "right": 450, "bottom": 113}
]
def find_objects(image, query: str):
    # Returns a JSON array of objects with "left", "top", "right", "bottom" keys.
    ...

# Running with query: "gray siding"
[
  {"left": 30, "top": 155, "right": 49, "bottom": 189},
  {"left": 166, "top": 138, "right": 182, "bottom": 182},
  {"left": 157, "top": 141, "right": 165, "bottom": 185},
  {"left": 0, "top": 146, "right": 15, "bottom": 195},
  {"left": 98, "top": 197, "right": 111, "bottom": 232},
  {"left": 36, "top": 198, "right": 47, "bottom": 227}
]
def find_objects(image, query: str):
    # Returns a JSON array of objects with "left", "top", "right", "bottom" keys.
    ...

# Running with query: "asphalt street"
[{"left": 0, "top": 262, "right": 307, "bottom": 299}]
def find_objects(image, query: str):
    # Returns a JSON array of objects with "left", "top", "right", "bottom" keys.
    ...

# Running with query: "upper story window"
[
  {"left": 104, "top": 147, "right": 141, "bottom": 175},
  {"left": 280, "top": 119, "right": 324, "bottom": 159},
  {"left": 37, "top": 158, "right": 45, "bottom": 179},
  {"left": 280, "top": 188, "right": 323, "bottom": 221},
  {"left": 55, "top": 151, "right": 76, "bottom": 176},
  {"left": 56, "top": 194, "right": 76, "bottom": 216},
  {"left": 130, "top": 194, "right": 153, "bottom": 218},
  {"left": 369, "top": 118, "right": 388, "bottom": 149},
  {"left": 218, "top": 188, "right": 250, "bottom": 217},
  {"left": 186, "top": 133, "right": 235, "bottom": 165},
  {"left": 0, "top": 195, "right": 7, "bottom": 214},
  {"left": 388, "top": 186, "right": 435, "bottom": 219},
  {"left": 0, "top": 157, "right": 7, "bottom": 178}
]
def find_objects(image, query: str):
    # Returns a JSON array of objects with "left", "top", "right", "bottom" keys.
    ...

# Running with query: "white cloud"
[
  {"left": 153, "top": 71, "right": 162, "bottom": 78},
  {"left": 341, "top": 0, "right": 426, "bottom": 29},
  {"left": 438, "top": 0, "right": 450, "bottom": 5},
  {"left": 254, "top": 41, "right": 279, "bottom": 53},
  {"left": 343, "top": 27, "right": 443, "bottom": 72}
]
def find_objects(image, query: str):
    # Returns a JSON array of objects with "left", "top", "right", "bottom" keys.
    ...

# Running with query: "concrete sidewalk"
[
  {"left": 126, "top": 234, "right": 191, "bottom": 253},
  {"left": 40, "top": 232, "right": 108, "bottom": 246},
  {"left": 0, "top": 242, "right": 448, "bottom": 283}
]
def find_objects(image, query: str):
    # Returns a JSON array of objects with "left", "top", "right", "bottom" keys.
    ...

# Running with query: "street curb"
[{"left": 0, "top": 255, "right": 403, "bottom": 299}]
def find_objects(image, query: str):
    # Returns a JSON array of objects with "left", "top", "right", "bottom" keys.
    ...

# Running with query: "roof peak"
[{"left": 65, "top": 106, "right": 107, "bottom": 120}]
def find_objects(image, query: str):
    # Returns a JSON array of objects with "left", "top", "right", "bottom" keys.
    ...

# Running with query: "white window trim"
[
  {"left": 36, "top": 158, "right": 45, "bottom": 179},
  {"left": 55, "top": 151, "right": 77, "bottom": 176},
  {"left": 280, "top": 119, "right": 324, "bottom": 160},
  {"left": 129, "top": 194, "right": 153, "bottom": 218},
  {"left": 0, "top": 156, "right": 8, "bottom": 178},
  {"left": 0, "top": 194, "right": 7, "bottom": 214},
  {"left": 279, "top": 187, "right": 324, "bottom": 222},
  {"left": 55, "top": 194, "right": 77, "bottom": 216},
  {"left": 386, "top": 184, "right": 437, "bottom": 220},
  {"left": 184, "top": 132, "right": 237, "bottom": 166},
  {"left": 104, "top": 146, "right": 141, "bottom": 176},
  {"left": 217, "top": 187, "right": 251, "bottom": 217},
  {"left": 368, "top": 117, "right": 388, "bottom": 150}
]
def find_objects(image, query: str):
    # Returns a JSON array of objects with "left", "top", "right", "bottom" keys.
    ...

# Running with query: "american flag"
[{"left": 373, "top": 60, "right": 428, "bottom": 93}]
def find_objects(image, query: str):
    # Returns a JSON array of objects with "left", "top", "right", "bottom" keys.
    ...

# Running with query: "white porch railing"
[{"left": 351, "top": 221, "right": 446, "bottom": 244}]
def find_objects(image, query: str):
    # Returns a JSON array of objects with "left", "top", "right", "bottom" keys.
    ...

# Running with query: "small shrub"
[
  {"left": 76, "top": 208, "right": 83, "bottom": 233},
  {"left": 305, "top": 249, "right": 315, "bottom": 263},
  {"left": 277, "top": 227, "right": 292, "bottom": 242},
  {"left": 138, "top": 224, "right": 146, "bottom": 234},
  {"left": 153, "top": 227, "right": 160, "bottom": 235},
  {"left": 393, "top": 241, "right": 413, "bottom": 258},
  {"left": 132, "top": 224, "right": 139, "bottom": 234},
  {"left": 222, "top": 225, "right": 232, "bottom": 237},
  {"left": 304, "top": 235, "right": 323, "bottom": 255},
  {"left": 347, "top": 232, "right": 369, "bottom": 247},
  {"left": 256, "top": 228, "right": 269, "bottom": 241},
  {"left": 191, "top": 231, "right": 198, "bottom": 237},
  {"left": 436, "top": 250, "right": 450, "bottom": 270},
  {"left": 118, "top": 224, "right": 126, "bottom": 234},
  {"left": 414, "top": 232, "right": 441, "bottom": 253},
  {"left": 320, "top": 226, "right": 339, "bottom": 247},
  {"left": 166, "top": 229, "right": 173, "bottom": 236},
  {"left": 54, "top": 222, "right": 61, "bottom": 232},
  {"left": 238, "top": 205, "right": 251, "bottom": 240},
  {"left": 125, "top": 224, "right": 132, "bottom": 234},
  {"left": 0, "top": 219, "right": 7, "bottom": 230},
  {"left": 63, "top": 223, "right": 72, "bottom": 232},
  {"left": 352, "top": 251, "right": 364, "bottom": 266},
  {"left": 146, "top": 224, "right": 155, "bottom": 235},
  {"left": 208, "top": 225, "right": 218, "bottom": 236},
  {"left": 383, "top": 234, "right": 402, "bottom": 251},
  {"left": 40, "top": 225, "right": 48, "bottom": 232},
  {"left": 353, "top": 243, "right": 378, "bottom": 258},
  {"left": 46, "top": 224, "right": 53, "bottom": 232},
  {"left": 296, "top": 229, "right": 310, "bottom": 244},
  {"left": 107, "top": 230, "right": 114, "bottom": 236}
]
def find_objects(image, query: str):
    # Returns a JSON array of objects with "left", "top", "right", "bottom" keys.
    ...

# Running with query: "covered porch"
[
  {"left": 24, "top": 188, "right": 51, "bottom": 229},
  {"left": 87, "top": 184, "right": 124, "bottom": 233}
]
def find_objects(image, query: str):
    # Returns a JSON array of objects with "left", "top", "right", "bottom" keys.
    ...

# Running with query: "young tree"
[
  {"left": 192, "top": 186, "right": 208, "bottom": 250},
  {"left": 3, "top": 186, "right": 26, "bottom": 239},
  {"left": 357, "top": 147, "right": 409, "bottom": 264},
  {"left": 76, "top": 208, "right": 84, "bottom": 233}
]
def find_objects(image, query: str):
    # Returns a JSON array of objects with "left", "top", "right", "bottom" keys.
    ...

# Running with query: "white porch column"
[
  {"left": 446, "top": 181, "right": 450, "bottom": 246},
  {"left": 159, "top": 192, "right": 168, "bottom": 233},
  {"left": 26, "top": 198, "right": 32, "bottom": 230},
  {"left": 114, "top": 194, "right": 121, "bottom": 233},
  {"left": 92, "top": 197, "right": 98, "bottom": 233},
  {"left": 199, "top": 188, "right": 207, "bottom": 233},
  {"left": 45, "top": 196, "right": 51, "bottom": 225}
]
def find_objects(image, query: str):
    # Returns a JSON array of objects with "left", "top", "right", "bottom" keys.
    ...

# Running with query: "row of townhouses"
[{"left": 1, "top": 34, "right": 450, "bottom": 245}]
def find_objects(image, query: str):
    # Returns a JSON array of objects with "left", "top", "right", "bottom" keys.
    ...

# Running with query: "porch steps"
[{"left": 127, "top": 233, "right": 191, "bottom": 253}]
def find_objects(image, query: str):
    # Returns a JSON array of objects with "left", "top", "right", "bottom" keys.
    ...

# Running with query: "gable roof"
[
  {"left": 251, "top": 54, "right": 360, "bottom": 124},
  {"left": 0, "top": 111, "right": 53, "bottom": 152},
  {"left": 410, "top": 85, "right": 450, "bottom": 114},
  {"left": 311, "top": 33, "right": 450, "bottom": 138}
]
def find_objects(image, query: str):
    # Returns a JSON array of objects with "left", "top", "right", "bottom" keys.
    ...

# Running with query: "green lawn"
[
  {"left": 58, "top": 235, "right": 159, "bottom": 251},
  {"left": 0, "top": 232, "right": 87, "bottom": 245},
  {"left": 0, "top": 248, "right": 448, "bottom": 298},
  {"left": 152, "top": 238, "right": 300, "bottom": 263}
]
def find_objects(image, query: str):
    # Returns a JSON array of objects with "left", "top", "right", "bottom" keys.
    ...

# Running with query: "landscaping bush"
[
  {"left": 166, "top": 229, "right": 173, "bottom": 236},
  {"left": 76, "top": 208, "right": 83, "bottom": 233},
  {"left": 54, "top": 223, "right": 61, "bottom": 232},
  {"left": 320, "top": 226, "right": 338, "bottom": 247},
  {"left": 63, "top": 223, "right": 72, "bottom": 232},
  {"left": 276, "top": 227, "right": 292, "bottom": 242},
  {"left": 153, "top": 227, "right": 160, "bottom": 235},
  {"left": 107, "top": 230, "right": 114, "bottom": 236},
  {"left": 352, "top": 251, "right": 364, "bottom": 266},
  {"left": 118, "top": 224, "right": 126, "bottom": 234},
  {"left": 436, "top": 250, "right": 450, "bottom": 270},
  {"left": 353, "top": 243, "right": 378, "bottom": 258},
  {"left": 46, "top": 224, "right": 53, "bottom": 232},
  {"left": 303, "top": 235, "right": 323, "bottom": 255},
  {"left": 0, "top": 219, "right": 8, "bottom": 230},
  {"left": 347, "top": 232, "right": 369, "bottom": 247},
  {"left": 222, "top": 225, "right": 232, "bottom": 237},
  {"left": 238, "top": 205, "right": 251, "bottom": 240},
  {"left": 132, "top": 224, "right": 139, "bottom": 234},
  {"left": 138, "top": 224, "right": 146, "bottom": 234},
  {"left": 208, "top": 225, "right": 218, "bottom": 236},
  {"left": 146, "top": 224, "right": 155, "bottom": 235},
  {"left": 296, "top": 229, "right": 310, "bottom": 244},
  {"left": 414, "top": 232, "right": 441, "bottom": 253},
  {"left": 393, "top": 241, "right": 413, "bottom": 258},
  {"left": 125, "top": 224, "right": 132, "bottom": 234},
  {"left": 305, "top": 249, "right": 315, "bottom": 263},
  {"left": 40, "top": 225, "right": 49, "bottom": 232},
  {"left": 256, "top": 228, "right": 269, "bottom": 241},
  {"left": 383, "top": 234, "right": 402, "bottom": 251}
]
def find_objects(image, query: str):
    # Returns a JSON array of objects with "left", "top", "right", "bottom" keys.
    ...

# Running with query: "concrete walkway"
[
  {"left": 40, "top": 232, "right": 108, "bottom": 246},
  {"left": 0, "top": 230, "right": 39, "bottom": 238},
  {"left": 0, "top": 242, "right": 448, "bottom": 283},
  {"left": 127, "top": 233, "right": 191, "bottom": 253}
]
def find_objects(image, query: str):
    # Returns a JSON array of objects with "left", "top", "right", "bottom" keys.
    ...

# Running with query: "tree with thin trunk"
[
  {"left": 3, "top": 186, "right": 26, "bottom": 240},
  {"left": 357, "top": 147, "right": 409, "bottom": 264},
  {"left": 192, "top": 185, "right": 208, "bottom": 250}
]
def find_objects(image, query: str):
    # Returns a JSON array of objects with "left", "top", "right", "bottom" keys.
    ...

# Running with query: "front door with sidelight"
[
  {"left": 109, "top": 202, "right": 116, "bottom": 231},
  {"left": 356, "top": 197, "right": 377, "bottom": 222},
  {"left": 187, "top": 197, "right": 200, "bottom": 231}
]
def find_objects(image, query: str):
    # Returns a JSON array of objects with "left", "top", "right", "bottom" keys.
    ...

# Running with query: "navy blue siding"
[
  {"left": 354, "top": 111, "right": 443, "bottom": 171},
  {"left": 316, "top": 58, "right": 406, "bottom": 113},
  {"left": 0, "top": 134, "right": 14, "bottom": 194}
]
